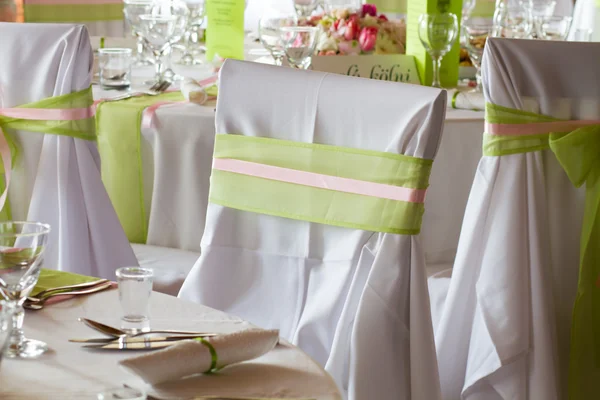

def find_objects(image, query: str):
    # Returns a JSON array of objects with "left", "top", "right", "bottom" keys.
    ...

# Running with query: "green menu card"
[
  {"left": 205, "top": 0, "right": 245, "bottom": 61},
  {"left": 372, "top": 0, "right": 408, "bottom": 15},
  {"left": 406, "top": 0, "right": 462, "bottom": 87}
]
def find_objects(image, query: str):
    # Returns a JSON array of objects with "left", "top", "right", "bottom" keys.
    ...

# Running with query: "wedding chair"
[
  {"left": 568, "top": 0, "right": 599, "bottom": 41},
  {"left": 0, "top": 23, "right": 137, "bottom": 279},
  {"left": 179, "top": 59, "right": 447, "bottom": 399},
  {"left": 22, "top": 0, "right": 126, "bottom": 37},
  {"left": 434, "top": 38, "right": 597, "bottom": 400}
]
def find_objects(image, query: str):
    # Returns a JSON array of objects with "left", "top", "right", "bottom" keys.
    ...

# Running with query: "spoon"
[{"left": 79, "top": 317, "right": 216, "bottom": 338}]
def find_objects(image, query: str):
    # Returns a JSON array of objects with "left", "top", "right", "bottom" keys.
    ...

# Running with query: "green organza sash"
[
  {"left": 209, "top": 134, "right": 432, "bottom": 235},
  {"left": 0, "top": 87, "right": 95, "bottom": 221},
  {"left": 485, "top": 102, "right": 600, "bottom": 399}
]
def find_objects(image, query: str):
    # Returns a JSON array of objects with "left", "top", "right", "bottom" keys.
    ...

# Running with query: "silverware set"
[
  {"left": 100, "top": 80, "right": 172, "bottom": 102},
  {"left": 23, "top": 279, "right": 113, "bottom": 310}
]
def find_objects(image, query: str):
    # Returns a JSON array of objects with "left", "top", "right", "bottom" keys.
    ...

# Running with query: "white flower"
[{"left": 317, "top": 35, "right": 339, "bottom": 52}]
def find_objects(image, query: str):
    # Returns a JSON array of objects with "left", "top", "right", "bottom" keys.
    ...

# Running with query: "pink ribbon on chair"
[{"left": 0, "top": 99, "right": 96, "bottom": 213}]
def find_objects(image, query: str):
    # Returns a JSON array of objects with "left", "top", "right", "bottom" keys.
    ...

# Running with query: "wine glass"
[
  {"left": 123, "top": 0, "right": 154, "bottom": 66},
  {"left": 523, "top": 0, "right": 556, "bottom": 38},
  {"left": 259, "top": 10, "right": 298, "bottom": 66},
  {"left": 417, "top": 13, "right": 459, "bottom": 88},
  {"left": 463, "top": 18, "right": 493, "bottom": 91},
  {"left": 280, "top": 26, "right": 320, "bottom": 69},
  {"left": 179, "top": 0, "right": 205, "bottom": 65},
  {"left": 293, "top": 0, "right": 319, "bottom": 18},
  {"left": 0, "top": 222, "right": 50, "bottom": 358},
  {"left": 538, "top": 15, "right": 572, "bottom": 40},
  {"left": 322, "top": 0, "right": 362, "bottom": 13},
  {"left": 139, "top": 14, "right": 179, "bottom": 83},
  {"left": 492, "top": 2, "right": 533, "bottom": 38}
]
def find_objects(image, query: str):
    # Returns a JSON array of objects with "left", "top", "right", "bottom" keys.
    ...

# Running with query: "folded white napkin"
[
  {"left": 180, "top": 78, "right": 210, "bottom": 104},
  {"left": 447, "top": 89, "right": 485, "bottom": 111},
  {"left": 119, "top": 329, "right": 279, "bottom": 385}
]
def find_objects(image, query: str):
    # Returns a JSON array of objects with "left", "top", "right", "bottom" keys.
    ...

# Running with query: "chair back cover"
[
  {"left": 568, "top": 0, "right": 600, "bottom": 41},
  {"left": 179, "top": 60, "right": 447, "bottom": 399},
  {"left": 0, "top": 22, "right": 137, "bottom": 278},
  {"left": 22, "top": 0, "right": 126, "bottom": 37},
  {"left": 435, "top": 38, "right": 592, "bottom": 400}
]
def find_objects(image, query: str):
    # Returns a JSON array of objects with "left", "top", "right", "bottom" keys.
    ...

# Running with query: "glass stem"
[
  {"left": 136, "top": 35, "right": 145, "bottom": 61},
  {"left": 154, "top": 53, "right": 164, "bottom": 82},
  {"left": 9, "top": 304, "right": 25, "bottom": 350},
  {"left": 475, "top": 68, "right": 483, "bottom": 92},
  {"left": 432, "top": 56, "right": 442, "bottom": 88},
  {"left": 273, "top": 54, "right": 283, "bottom": 66}
]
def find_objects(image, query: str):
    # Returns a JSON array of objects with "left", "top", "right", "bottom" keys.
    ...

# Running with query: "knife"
[
  {"left": 83, "top": 340, "right": 182, "bottom": 350},
  {"left": 71, "top": 334, "right": 215, "bottom": 344}
]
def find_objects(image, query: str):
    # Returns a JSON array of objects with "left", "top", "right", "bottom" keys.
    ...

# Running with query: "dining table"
[{"left": 0, "top": 287, "right": 342, "bottom": 399}]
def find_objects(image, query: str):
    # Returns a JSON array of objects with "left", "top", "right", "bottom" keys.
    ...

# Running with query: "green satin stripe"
[
  {"left": 0, "top": 87, "right": 95, "bottom": 141},
  {"left": 195, "top": 337, "right": 219, "bottom": 372},
  {"left": 24, "top": 4, "right": 123, "bottom": 22},
  {"left": 210, "top": 134, "right": 430, "bottom": 234},
  {"left": 33, "top": 269, "right": 100, "bottom": 297},
  {"left": 0, "top": 87, "right": 95, "bottom": 222},
  {"left": 95, "top": 92, "right": 185, "bottom": 244},
  {"left": 214, "top": 134, "right": 432, "bottom": 189},
  {"left": 486, "top": 102, "right": 600, "bottom": 399}
]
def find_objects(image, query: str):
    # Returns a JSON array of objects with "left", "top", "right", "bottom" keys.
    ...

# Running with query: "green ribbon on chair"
[
  {"left": 24, "top": 2, "right": 123, "bottom": 23},
  {"left": 485, "top": 102, "right": 600, "bottom": 399},
  {"left": 0, "top": 87, "right": 96, "bottom": 221},
  {"left": 95, "top": 92, "right": 185, "bottom": 244}
]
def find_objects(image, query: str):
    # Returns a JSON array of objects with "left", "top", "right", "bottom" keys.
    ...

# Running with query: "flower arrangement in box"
[{"left": 302, "top": 4, "right": 407, "bottom": 56}]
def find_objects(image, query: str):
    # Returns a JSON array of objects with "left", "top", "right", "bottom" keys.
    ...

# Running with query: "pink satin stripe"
[
  {"left": 213, "top": 158, "right": 427, "bottom": 203},
  {"left": 0, "top": 106, "right": 95, "bottom": 120},
  {"left": 486, "top": 119, "right": 600, "bottom": 136},
  {"left": 24, "top": 0, "right": 123, "bottom": 4},
  {"left": 141, "top": 100, "right": 187, "bottom": 129}
]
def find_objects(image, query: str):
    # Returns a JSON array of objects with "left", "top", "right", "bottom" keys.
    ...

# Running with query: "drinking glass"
[
  {"left": 463, "top": 18, "right": 493, "bottom": 92},
  {"left": 98, "top": 48, "right": 133, "bottom": 89},
  {"left": 323, "top": 0, "right": 362, "bottom": 13},
  {"left": 138, "top": 14, "right": 179, "bottom": 84},
  {"left": 179, "top": 0, "right": 205, "bottom": 65},
  {"left": 0, "top": 221, "right": 50, "bottom": 358},
  {"left": 492, "top": 3, "right": 533, "bottom": 38},
  {"left": 418, "top": 13, "right": 459, "bottom": 88},
  {"left": 538, "top": 15, "right": 572, "bottom": 40},
  {"left": 259, "top": 10, "right": 298, "bottom": 66},
  {"left": 523, "top": 0, "right": 556, "bottom": 38},
  {"left": 116, "top": 267, "right": 153, "bottom": 334},
  {"left": 280, "top": 26, "right": 320, "bottom": 69},
  {"left": 293, "top": 0, "right": 319, "bottom": 18},
  {"left": 123, "top": 0, "right": 154, "bottom": 66},
  {"left": 0, "top": 301, "right": 14, "bottom": 368}
]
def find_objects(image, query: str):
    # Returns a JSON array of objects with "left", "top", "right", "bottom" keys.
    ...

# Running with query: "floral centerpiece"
[{"left": 302, "top": 4, "right": 407, "bottom": 56}]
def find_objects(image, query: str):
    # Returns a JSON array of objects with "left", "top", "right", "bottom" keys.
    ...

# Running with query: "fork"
[
  {"left": 23, "top": 281, "right": 114, "bottom": 310},
  {"left": 103, "top": 80, "right": 172, "bottom": 102}
]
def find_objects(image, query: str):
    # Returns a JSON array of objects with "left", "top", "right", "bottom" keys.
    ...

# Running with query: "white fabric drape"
[
  {"left": 179, "top": 60, "right": 446, "bottom": 400},
  {"left": 0, "top": 23, "right": 138, "bottom": 279},
  {"left": 434, "top": 38, "right": 590, "bottom": 400}
]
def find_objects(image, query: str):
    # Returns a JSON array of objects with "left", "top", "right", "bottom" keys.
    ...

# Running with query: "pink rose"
[
  {"left": 338, "top": 40, "right": 361, "bottom": 55},
  {"left": 361, "top": 4, "right": 377, "bottom": 17},
  {"left": 359, "top": 26, "right": 378, "bottom": 52},
  {"left": 345, "top": 18, "right": 360, "bottom": 41}
]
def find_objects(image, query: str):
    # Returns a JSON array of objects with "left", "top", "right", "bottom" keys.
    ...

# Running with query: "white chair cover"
[
  {"left": 568, "top": 0, "right": 600, "bottom": 41},
  {"left": 0, "top": 22, "right": 138, "bottom": 279},
  {"left": 179, "top": 60, "right": 446, "bottom": 399},
  {"left": 434, "top": 38, "right": 590, "bottom": 400}
]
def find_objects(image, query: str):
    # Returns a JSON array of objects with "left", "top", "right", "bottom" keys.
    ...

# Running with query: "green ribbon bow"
[{"left": 485, "top": 103, "right": 600, "bottom": 399}]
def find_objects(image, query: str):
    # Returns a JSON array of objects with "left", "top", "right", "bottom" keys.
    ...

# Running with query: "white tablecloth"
[
  {"left": 0, "top": 290, "right": 341, "bottom": 399},
  {"left": 94, "top": 68, "right": 485, "bottom": 267}
]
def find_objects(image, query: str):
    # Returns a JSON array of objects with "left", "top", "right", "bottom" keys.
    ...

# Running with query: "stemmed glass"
[
  {"left": 139, "top": 14, "right": 179, "bottom": 84},
  {"left": 522, "top": 0, "right": 556, "bottom": 38},
  {"left": 538, "top": 16, "right": 572, "bottom": 40},
  {"left": 280, "top": 26, "right": 320, "bottom": 69},
  {"left": 417, "top": 13, "right": 459, "bottom": 88},
  {"left": 149, "top": 0, "right": 189, "bottom": 81},
  {"left": 0, "top": 221, "right": 50, "bottom": 358},
  {"left": 123, "top": 0, "right": 154, "bottom": 66},
  {"left": 463, "top": 18, "right": 493, "bottom": 92},
  {"left": 179, "top": 0, "right": 205, "bottom": 65},
  {"left": 293, "top": 0, "right": 319, "bottom": 18},
  {"left": 492, "top": 2, "right": 533, "bottom": 38},
  {"left": 258, "top": 10, "right": 298, "bottom": 66}
]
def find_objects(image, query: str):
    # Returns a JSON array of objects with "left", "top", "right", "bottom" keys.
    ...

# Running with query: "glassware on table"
[
  {"left": 522, "top": 0, "right": 556, "bottom": 38},
  {"left": 123, "top": 0, "right": 155, "bottom": 67},
  {"left": 492, "top": 2, "right": 533, "bottom": 38},
  {"left": 462, "top": 18, "right": 493, "bottom": 92},
  {"left": 98, "top": 48, "right": 133, "bottom": 89},
  {"left": 538, "top": 15, "right": 572, "bottom": 40},
  {"left": 322, "top": 0, "right": 362, "bottom": 13},
  {"left": 293, "top": 0, "right": 319, "bottom": 18},
  {"left": 0, "top": 301, "right": 14, "bottom": 368},
  {"left": 116, "top": 267, "right": 153, "bottom": 334},
  {"left": 0, "top": 221, "right": 50, "bottom": 358},
  {"left": 258, "top": 10, "right": 298, "bottom": 66},
  {"left": 573, "top": 28, "right": 592, "bottom": 42},
  {"left": 280, "top": 26, "right": 320, "bottom": 70},
  {"left": 178, "top": 0, "right": 205, "bottom": 65},
  {"left": 138, "top": 14, "right": 180, "bottom": 84},
  {"left": 417, "top": 13, "right": 459, "bottom": 89}
]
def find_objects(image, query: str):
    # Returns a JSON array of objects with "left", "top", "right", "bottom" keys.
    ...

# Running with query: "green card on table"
[{"left": 205, "top": 0, "right": 245, "bottom": 61}]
